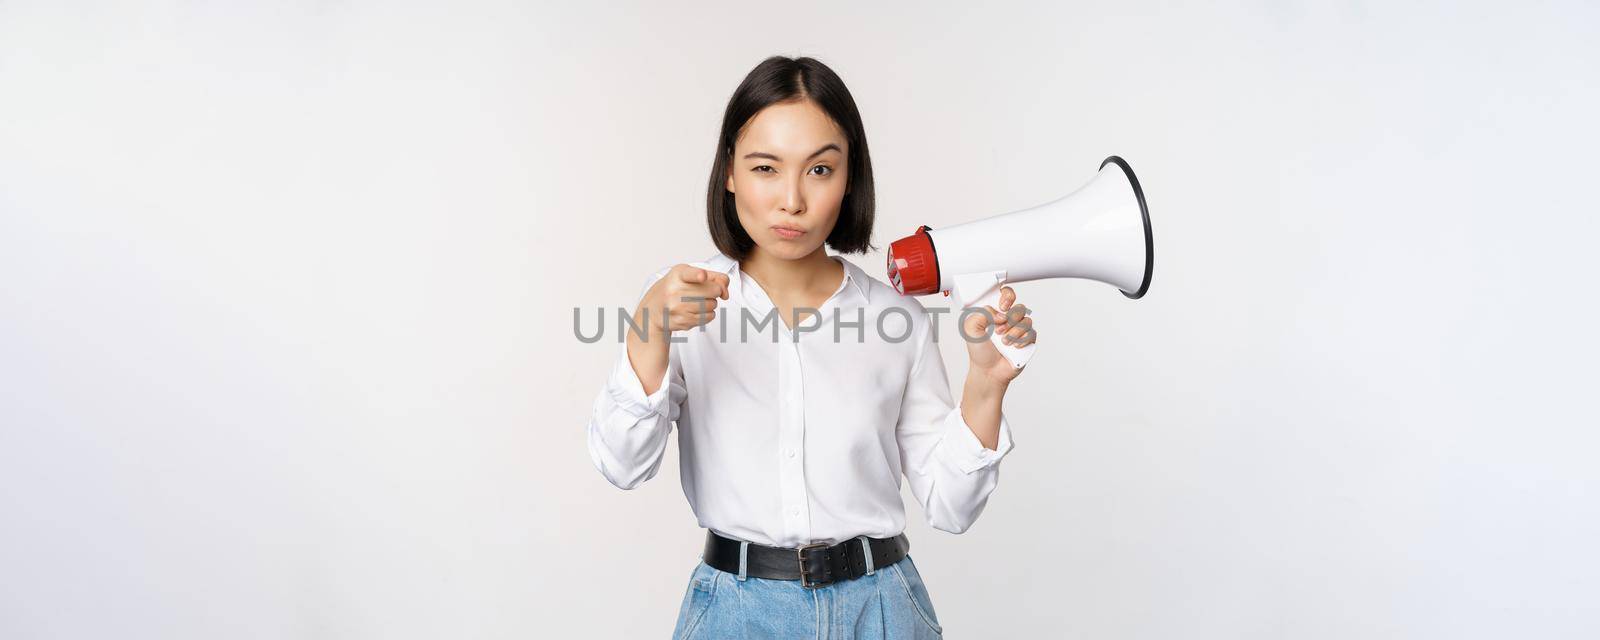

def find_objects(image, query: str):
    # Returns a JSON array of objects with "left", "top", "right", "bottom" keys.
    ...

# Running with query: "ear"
[{"left": 725, "top": 167, "right": 735, "bottom": 194}]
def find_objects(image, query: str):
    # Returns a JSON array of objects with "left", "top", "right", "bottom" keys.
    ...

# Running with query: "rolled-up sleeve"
[
  {"left": 586, "top": 268, "right": 686, "bottom": 490},
  {"left": 894, "top": 308, "right": 1016, "bottom": 534}
]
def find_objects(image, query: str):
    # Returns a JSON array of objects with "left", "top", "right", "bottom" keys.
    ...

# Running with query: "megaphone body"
[{"left": 886, "top": 156, "right": 1154, "bottom": 370}]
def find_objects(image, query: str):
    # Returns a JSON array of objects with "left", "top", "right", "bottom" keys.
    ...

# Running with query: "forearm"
[
  {"left": 960, "top": 371, "right": 1009, "bottom": 450},
  {"left": 626, "top": 306, "right": 671, "bottom": 396}
]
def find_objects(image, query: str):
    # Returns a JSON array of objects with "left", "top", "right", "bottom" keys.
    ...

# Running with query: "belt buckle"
[{"left": 797, "top": 542, "right": 830, "bottom": 589}]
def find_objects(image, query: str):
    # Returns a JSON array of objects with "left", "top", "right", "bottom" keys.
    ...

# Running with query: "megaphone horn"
[{"left": 886, "top": 155, "right": 1154, "bottom": 369}]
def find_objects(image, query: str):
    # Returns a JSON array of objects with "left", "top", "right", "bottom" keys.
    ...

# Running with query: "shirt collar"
[{"left": 703, "top": 252, "right": 872, "bottom": 306}]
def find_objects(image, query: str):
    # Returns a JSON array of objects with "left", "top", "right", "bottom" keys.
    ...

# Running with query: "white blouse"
[{"left": 585, "top": 252, "right": 1016, "bottom": 548}]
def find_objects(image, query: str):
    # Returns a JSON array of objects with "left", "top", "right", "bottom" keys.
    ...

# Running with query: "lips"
[{"left": 772, "top": 225, "right": 806, "bottom": 240}]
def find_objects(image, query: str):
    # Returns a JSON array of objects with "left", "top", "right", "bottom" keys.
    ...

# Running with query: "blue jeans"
[{"left": 671, "top": 552, "right": 944, "bottom": 639}]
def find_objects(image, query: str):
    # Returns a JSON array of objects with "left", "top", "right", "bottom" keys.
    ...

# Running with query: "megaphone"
[{"left": 886, "top": 155, "right": 1153, "bottom": 370}]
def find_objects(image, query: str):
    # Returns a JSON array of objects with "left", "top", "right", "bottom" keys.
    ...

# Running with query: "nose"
[{"left": 779, "top": 174, "right": 805, "bottom": 215}]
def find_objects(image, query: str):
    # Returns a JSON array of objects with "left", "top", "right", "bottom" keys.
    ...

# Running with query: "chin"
[{"left": 760, "top": 239, "right": 821, "bottom": 260}]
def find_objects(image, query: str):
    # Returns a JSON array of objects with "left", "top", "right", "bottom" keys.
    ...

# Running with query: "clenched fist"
[
  {"left": 962, "top": 285, "right": 1037, "bottom": 385},
  {"left": 637, "top": 264, "right": 732, "bottom": 334}
]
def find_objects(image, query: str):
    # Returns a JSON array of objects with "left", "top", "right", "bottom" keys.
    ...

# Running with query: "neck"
[{"left": 740, "top": 245, "right": 842, "bottom": 297}]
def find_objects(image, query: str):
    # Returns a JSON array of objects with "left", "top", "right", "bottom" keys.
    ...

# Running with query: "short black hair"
[{"left": 706, "top": 56, "right": 876, "bottom": 261}]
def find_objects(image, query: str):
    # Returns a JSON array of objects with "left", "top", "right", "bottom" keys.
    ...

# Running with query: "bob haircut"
[{"left": 706, "top": 56, "right": 876, "bottom": 261}]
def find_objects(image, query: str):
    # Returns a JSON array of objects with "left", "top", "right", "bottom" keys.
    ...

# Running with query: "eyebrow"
[{"left": 742, "top": 143, "right": 842, "bottom": 162}]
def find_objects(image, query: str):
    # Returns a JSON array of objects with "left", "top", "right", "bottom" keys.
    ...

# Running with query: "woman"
[{"left": 586, "top": 56, "right": 1037, "bottom": 639}]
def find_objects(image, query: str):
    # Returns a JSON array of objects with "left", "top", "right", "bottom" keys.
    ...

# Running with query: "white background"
[{"left": 3, "top": 1, "right": 1598, "bottom": 638}]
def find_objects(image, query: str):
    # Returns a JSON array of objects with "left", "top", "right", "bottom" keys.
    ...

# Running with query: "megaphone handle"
[{"left": 951, "top": 271, "right": 1037, "bottom": 370}]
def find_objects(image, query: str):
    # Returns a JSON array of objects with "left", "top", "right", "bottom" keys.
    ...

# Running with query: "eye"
[
  {"left": 752, "top": 165, "right": 775, "bottom": 173},
  {"left": 810, "top": 165, "right": 833, "bottom": 176}
]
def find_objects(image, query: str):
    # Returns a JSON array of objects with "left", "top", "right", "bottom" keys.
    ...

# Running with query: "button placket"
[{"left": 776, "top": 334, "right": 810, "bottom": 543}]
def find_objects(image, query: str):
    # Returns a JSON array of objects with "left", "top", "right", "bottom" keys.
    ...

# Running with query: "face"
[{"left": 725, "top": 99, "right": 850, "bottom": 261}]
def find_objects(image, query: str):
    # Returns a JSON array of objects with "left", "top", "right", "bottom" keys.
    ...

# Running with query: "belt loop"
[
  {"left": 736, "top": 541, "right": 750, "bottom": 582},
  {"left": 858, "top": 536, "right": 875, "bottom": 576}
]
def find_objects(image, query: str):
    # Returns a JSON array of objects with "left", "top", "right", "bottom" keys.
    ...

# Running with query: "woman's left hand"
[{"left": 962, "top": 285, "right": 1037, "bottom": 386}]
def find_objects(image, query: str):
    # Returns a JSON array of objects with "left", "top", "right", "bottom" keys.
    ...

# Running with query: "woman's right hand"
[{"left": 637, "top": 264, "right": 731, "bottom": 334}]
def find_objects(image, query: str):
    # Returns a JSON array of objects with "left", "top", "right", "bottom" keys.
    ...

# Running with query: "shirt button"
[
  {"left": 787, "top": 449, "right": 796, "bottom": 458},
  {"left": 791, "top": 508, "right": 800, "bottom": 516}
]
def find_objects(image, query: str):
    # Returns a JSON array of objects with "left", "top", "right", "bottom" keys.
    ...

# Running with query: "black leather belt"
[{"left": 701, "top": 529, "right": 911, "bottom": 589}]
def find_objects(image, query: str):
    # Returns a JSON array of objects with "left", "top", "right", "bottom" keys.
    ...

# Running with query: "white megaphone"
[{"left": 886, "top": 155, "right": 1153, "bottom": 370}]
